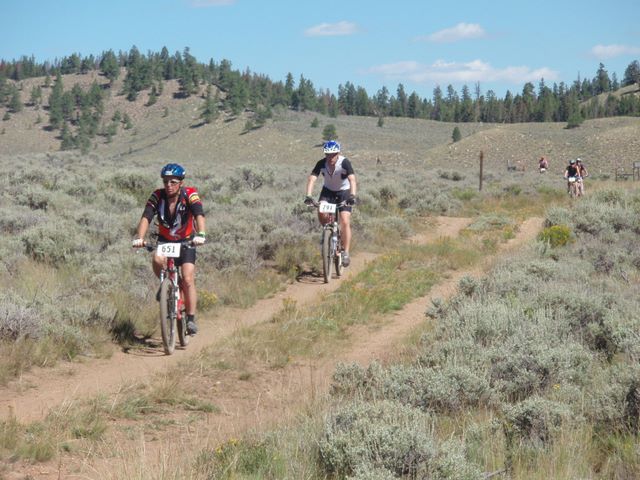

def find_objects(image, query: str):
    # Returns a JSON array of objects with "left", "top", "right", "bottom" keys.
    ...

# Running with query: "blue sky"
[{"left": 3, "top": 0, "right": 640, "bottom": 99}]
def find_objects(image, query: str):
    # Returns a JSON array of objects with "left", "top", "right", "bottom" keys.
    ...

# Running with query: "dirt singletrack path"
[
  {"left": 230, "top": 216, "right": 544, "bottom": 436},
  {"left": 2, "top": 216, "right": 545, "bottom": 479},
  {"left": 0, "top": 216, "right": 471, "bottom": 424}
]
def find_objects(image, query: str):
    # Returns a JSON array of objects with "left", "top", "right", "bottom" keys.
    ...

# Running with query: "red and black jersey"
[{"left": 142, "top": 186, "right": 204, "bottom": 240}]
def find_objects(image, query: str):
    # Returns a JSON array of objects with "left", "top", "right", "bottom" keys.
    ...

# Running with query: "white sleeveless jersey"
[{"left": 310, "top": 155, "right": 354, "bottom": 192}]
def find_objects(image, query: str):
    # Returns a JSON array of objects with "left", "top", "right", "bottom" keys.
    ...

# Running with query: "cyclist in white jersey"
[{"left": 304, "top": 140, "right": 357, "bottom": 267}]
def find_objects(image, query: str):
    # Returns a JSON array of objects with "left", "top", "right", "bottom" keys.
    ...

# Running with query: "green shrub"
[
  {"left": 586, "top": 365, "right": 640, "bottom": 435},
  {"left": 21, "top": 223, "right": 88, "bottom": 266},
  {"left": 319, "top": 400, "right": 436, "bottom": 477},
  {"left": 538, "top": 224, "right": 572, "bottom": 248},
  {"left": 543, "top": 206, "right": 572, "bottom": 228},
  {"left": 330, "top": 361, "right": 385, "bottom": 398},
  {"left": 451, "top": 188, "right": 476, "bottom": 201},
  {"left": 502, "top": 397, "right": 569, "bottom": 460}
]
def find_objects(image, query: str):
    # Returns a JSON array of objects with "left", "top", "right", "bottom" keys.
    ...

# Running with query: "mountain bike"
[
  {"left": 144, "top": 239, "right": 193, "bottom": 354},
  {"left": 566, "top": 176, "right": 580, "bottom": 198},
  {"left": 309, "top": 200, "right": 346, "bottom": 283}
]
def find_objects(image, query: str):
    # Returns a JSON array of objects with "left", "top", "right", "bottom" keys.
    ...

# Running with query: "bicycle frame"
[
  {"left": 567, "top": 176, "right": 580, "bottom": 198},
  {"left": 145, "top": 240, "right": 191, "bottom": 354},
  {"left": 312, "top": 200, "right": 346, "bottom": 283},
  {"left": 162, "top": 257, "right": 184, "bottom": 325}
]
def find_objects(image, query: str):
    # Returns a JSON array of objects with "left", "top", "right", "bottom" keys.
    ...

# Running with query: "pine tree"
[
  {"left": 60, "top": 123, "right": 74, "bottom": 150},
  {"left": 595, "top": 63, "right": 610, "bottom": 94},
  {"left": 566, "top": 111, "right": 584, "bottom": 129},
  {"left": 374, "top": 86, "right": 390, "bottom": 117},
  {"left": 226, "top": 77, "right": 248, "bottom": 115},
  {"left": 322, "top": 124, "right": 337, "bottom": 141},
  {"left": 395, "top": 84, "right": 407, "bottom": 117},
  {"left": 147, "top": 85, "right": 158, "bottom": 106},
  {"left": 459, "top": 85, "right": 474, "bottom": 122},
  {"left": 623, "top": 60, "right": 640, "bottom": 86},
  {"left": 200, "top": 85, "right": 218, "bottom": 124},
  {"left": 284, "top": 72, "right": 295, "bottom": 106},
  {"left": 48, "top": 74, "right": 64, "bottom": 129},
  {"left": 452, "top": 126, "right": 462, "bottom": 142},
  {"left": 8, "top": 86, "right": 23, "bottom": 113},
  {"left": 100, "top": 50, "right": 120, "bottom": 85},
  {"left": 30, "top": 85, "right": 42, "bottom": 108},
  {"left": 310, "top": 117, "right": 319, "bottom": 128}
]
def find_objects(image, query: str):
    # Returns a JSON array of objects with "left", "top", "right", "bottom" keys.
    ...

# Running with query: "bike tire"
[
  {"left": 570, "top": 183, "right": 578, "bottom": 198},
  {"left": 177, "top": 300, "right": 189, "bottom": 348},
  {"left": 321, "top": 229, "right": 332, "bottom": 283},
  {"left": 159, "top": 279, "right": 177, "bottom": 355},
  {"left": 334, "top": 232, "right": 343, "bottom": 278}
]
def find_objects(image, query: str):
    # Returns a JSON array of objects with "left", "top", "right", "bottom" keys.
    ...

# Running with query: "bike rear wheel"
[
  {"left": 321, "top": 229, "right": 332, "bottom": 283},
  {"left": 159, "top": 279, "right": 177, "bottom": 355}
]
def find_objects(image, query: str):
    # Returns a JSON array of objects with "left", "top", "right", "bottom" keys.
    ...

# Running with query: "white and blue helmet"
[{"left": 323, "top": 140, "right": 341, "bottom": 154}]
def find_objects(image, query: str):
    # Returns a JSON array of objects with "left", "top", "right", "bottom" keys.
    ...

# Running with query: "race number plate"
[
  {"left": 157, "top": 243, "right": 181, "bottom": 258},
  {"left": 319, "top": 202, "right": 336, "bottom": 213}
]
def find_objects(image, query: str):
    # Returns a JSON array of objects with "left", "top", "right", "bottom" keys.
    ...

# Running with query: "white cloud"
[
  {"left": 418, "top": 23, "right": 487, "bottom": 43},
  {"left": 190, "top": 0, "right": 235, "bottom": 7},
  {"left": 590, "top": 44, "right": 640, "bottom": 60},
  {"left": 367, "top": 59, "right": 558, "bottom": 86},
  {"left": 304, "top": 21, "right": 358, "bottom": 37}
]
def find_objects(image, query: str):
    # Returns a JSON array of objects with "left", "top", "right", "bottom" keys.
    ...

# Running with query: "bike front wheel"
[
  {"left": 321, "top": 229, "right": 332, "bottom": 283},
  {"left": 334, "top": 233, "right": 343, "bottom": 278},
  {"left": 159, "top": 279, "right": 177, "bottom": 355},
  {"left": 177, "top": 297, "right": 189, "bottom": 348}
]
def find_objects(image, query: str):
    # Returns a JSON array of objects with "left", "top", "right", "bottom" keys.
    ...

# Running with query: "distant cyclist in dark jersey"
[
  {"left": 564, "top": 159, "right": 580, "bottom": 194},
  {"left": 304, "top": 140, "right": 357, "bottom": 267},
  {"left": 132, "top": 163, "right": 206, "bottom": 334}
]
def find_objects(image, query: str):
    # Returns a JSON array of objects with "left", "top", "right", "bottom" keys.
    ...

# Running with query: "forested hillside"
[{"left": 1, "top": 47, "right": 639, "bottom": 153}]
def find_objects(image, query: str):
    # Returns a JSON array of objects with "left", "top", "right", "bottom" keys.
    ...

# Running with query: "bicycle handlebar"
[
  {"left": 306, "top": 199, "right": 350, "bottom": 208},
  {"left": 140, "top": 239, "right": 196, "bottom": 252}
]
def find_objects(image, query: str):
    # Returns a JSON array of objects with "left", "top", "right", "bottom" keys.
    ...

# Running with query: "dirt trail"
[
  {"left": 0, "top": 217, "right": 469, "bottom": 424},
  {"left": 2, "top": 216, "right": 544, "bottom": 480},
  {"left": 225, "top": 216, "right": 544, "bottom": 437}
]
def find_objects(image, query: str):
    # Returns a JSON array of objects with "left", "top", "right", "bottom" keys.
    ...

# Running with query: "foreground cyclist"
[
  {"left": 304, "top": 140, "right": 357, "bottom": 267},
  {"left": 132, "top": 163, "right": 206, "bottom": 335}
]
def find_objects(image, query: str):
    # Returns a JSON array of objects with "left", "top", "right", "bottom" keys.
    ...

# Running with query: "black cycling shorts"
[
  {"left": 319, "top": 187, "right": 352, "bottom": 213},
  {"left": 158, "top": 237, "right": 196, "bottom": 265}
]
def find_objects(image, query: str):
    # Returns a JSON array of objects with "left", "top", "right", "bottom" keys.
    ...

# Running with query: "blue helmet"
[
  {"left": 323, "top": 140, "right": 341, "bottom": 154},
  {"left": 161, "top": 163, "right": 186, "bottom": 179}
]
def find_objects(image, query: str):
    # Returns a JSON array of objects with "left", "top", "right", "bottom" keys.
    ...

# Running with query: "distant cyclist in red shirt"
[{"left": 132, "top": 163, "right": 206, "bottom": 334}]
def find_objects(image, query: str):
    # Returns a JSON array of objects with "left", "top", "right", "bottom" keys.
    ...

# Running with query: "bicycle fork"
[
  {"left": 163, "top": 266, "right": 182, "bottom": 316},
  {"left": 323, "top": 223, "right": 339, "bottom": 256}
]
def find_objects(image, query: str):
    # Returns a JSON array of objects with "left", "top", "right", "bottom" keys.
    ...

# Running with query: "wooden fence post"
[{"left": 479, "top": 151, "right": 484, "bottom": 191}]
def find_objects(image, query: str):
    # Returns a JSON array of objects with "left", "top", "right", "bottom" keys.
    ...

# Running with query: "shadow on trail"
[
  {"left": 296, "top": 270, "right": 327, "bottom": 284},
  {"left": 121, "top": 335, "right": 184, "bottom": 357}
]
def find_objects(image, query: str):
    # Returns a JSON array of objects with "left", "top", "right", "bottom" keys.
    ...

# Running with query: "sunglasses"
[{"left": 163, "top": 179, "right": 181, "bottom": 186}]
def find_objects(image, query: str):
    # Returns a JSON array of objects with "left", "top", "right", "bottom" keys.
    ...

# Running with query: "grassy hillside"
[{"left": 2, "top": 72, "right": 639, "bottom": 175}]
